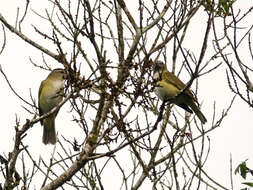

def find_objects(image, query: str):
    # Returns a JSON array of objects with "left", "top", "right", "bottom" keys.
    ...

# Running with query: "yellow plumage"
[
  {"left": 38, "top": 69, "right": 66, "bottom": 145},
  {"left": 153, "top": 61, "right": 207, "bottom": 124}
]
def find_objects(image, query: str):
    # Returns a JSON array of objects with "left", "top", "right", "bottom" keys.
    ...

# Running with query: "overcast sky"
[{"left": 0, "top": 1, "right": 253, "bottom": 189}]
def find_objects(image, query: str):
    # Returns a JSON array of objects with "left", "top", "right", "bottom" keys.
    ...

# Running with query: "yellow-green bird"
[
  {"left": 39, "top": 69, "right": 67, "bottom": 145},
  {"left": 153, "top": 61, "right": 207, "bottom": 124}
]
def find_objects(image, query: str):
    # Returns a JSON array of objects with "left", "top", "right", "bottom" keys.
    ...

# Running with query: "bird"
[
  {"left": 153, "top": 60, "right": 207, "bottom": 124},
  {"left": 38, "top": 68, "right": 67, "bottom": 145}
]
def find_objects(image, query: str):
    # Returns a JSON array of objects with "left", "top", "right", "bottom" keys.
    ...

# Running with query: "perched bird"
[
  {"left": 38, "top": 69, "right": 67, "bottom": 145},
  {"left": 153, "top": 61, "right": 207, "bottom": 124}
]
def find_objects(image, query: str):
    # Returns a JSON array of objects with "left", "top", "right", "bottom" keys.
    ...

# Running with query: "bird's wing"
[
  {"left": 162, "top": 70, "right": 186, "bottom": 90},
  {"left": 162, "top": 70, "right": 197, "bottom": 100}
]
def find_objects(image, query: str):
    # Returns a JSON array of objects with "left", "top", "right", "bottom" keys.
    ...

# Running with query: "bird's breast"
[
  {"left": 155, "top": 81, "right": 180, "bottom": 101},
  {"left": 39, "top": 80, "right": 64, "bottom": 112}
]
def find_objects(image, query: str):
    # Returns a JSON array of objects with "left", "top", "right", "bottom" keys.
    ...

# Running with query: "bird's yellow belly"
[
  {"left": 155, "top": 81, "right": 179, "bottom": 101},
  {"left": 39, "top": 85, "right": 63, "bottom": 112}
]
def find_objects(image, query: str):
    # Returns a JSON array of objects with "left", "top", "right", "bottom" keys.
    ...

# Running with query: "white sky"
[{"left": 0, "top": 1, "right": 253, "bottom": 189}]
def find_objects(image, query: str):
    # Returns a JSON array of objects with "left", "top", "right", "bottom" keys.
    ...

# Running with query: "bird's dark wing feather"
[{"left": 178, "top": 103, "right": 193, "bottom": 113}]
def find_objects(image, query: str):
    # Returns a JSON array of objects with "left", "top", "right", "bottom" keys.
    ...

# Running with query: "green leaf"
[
  {"left": 235, "top": 160, "right": 248, "bottom": 179},
  {"left": 243, "top": 182, "right": 253, "bottom": 187}
]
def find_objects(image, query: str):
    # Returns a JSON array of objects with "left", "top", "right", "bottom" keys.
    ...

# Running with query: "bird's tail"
[
  {"left": 42, "top": 115, "right": 57, "bottom": 145},
  {"left": 190, "top": 102, "right": 207, "bottom": 124}
]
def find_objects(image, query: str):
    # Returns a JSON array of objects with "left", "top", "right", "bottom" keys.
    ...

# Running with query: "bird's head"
[
  {"left": 153, "top": 60, "right": 166, "bottom": 74},
  {"left": 152, "top": 60, "right": 166, "bottom": 81},
  {"left": 48, "top": 68, "right": 67, "bottom": 81}
]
